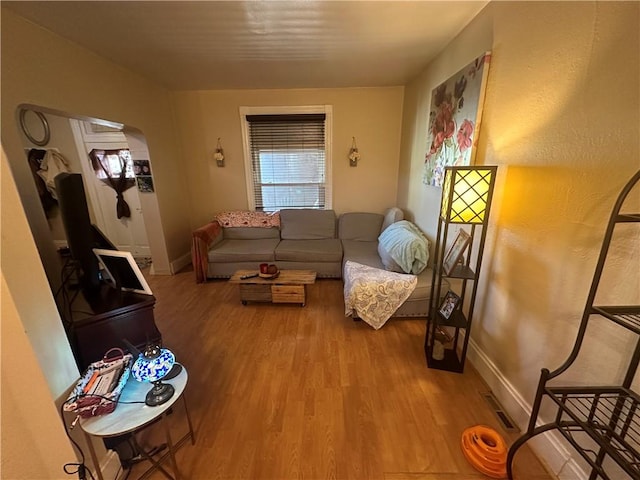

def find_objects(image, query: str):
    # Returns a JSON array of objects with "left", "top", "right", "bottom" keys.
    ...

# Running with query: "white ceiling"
[{"left": 3, "top": 1, "right": 488, "bottom": 90}]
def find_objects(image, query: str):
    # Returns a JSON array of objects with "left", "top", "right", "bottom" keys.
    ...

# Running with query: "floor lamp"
[{"left": 426, "top": 165, "right": 497, "bottom": 372}]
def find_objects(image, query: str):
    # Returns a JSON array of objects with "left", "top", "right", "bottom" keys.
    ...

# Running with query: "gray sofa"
[
  {"left": 199, "top": 209, "right": 343, "bottom": 279},
  {"left": 192, "top": 207, "right": 434, "bottom": 318}
]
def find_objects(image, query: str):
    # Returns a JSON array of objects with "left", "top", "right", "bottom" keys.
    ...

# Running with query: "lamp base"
[{"left": 145, "top": 381, "right": 175, "bottom": 406}]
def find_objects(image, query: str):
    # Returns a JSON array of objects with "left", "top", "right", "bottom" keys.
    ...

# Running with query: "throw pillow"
[
  {"left": 381, "top": 207, "right": 404, "bottom": 233},
  {"left": 215, "top": 211, "right": 280, "bottom": 228}
]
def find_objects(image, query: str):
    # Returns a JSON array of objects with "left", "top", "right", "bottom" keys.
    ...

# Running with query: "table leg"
[
  {"left": 182, "top": 393, "right": 196, "bottom": 445},
  {"left": 130, "top": 434, "right": 175, "bottom": 480},
  {"left": 162, "top": 410, "right": 181, "bottom": 480},
  {"left": 83, "top": 431, "right": 104, "bottom": 480}
]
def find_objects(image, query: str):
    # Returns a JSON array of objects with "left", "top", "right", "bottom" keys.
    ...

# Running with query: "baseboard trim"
[
  {"left": 147, "top": 252, "right": 190, "bottom": 276},
  {"left": 466, "top": 338, "right": 587, "bottom": 480},
  {"left": 170, "top": 252, "right": 192, "bottom": 275},
  {"left": 99, "top": 450, "right": 121, "bottom": 479}
]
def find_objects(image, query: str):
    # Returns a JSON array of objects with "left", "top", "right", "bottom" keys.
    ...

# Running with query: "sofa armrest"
[{"left": 192, "top": 220, "right": 223, "bottom": 283}]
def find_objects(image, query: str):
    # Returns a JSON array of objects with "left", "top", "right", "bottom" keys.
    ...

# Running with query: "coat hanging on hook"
[
  {"left": 37, "top": 149, "right": 71, "bottom": 200},
  {"left": 27, "top": 148, "right": 57, "bottom": 215}
]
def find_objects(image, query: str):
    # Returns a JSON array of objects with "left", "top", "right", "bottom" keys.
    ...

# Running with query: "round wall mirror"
[{"left": 20, "top": 109, "right": 51, "bottom": 146}]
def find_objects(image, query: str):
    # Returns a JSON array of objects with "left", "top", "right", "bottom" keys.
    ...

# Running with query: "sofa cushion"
[
  {"left": 280, "top": 209, "right": 336, "bottom": 240},
  {"left": 378, "top": 220, "right": 429, "bottom": 274},
  {"left": 275, "top": 239, "right": 343, "bottom": 263},
  {"left": 208, "top": 238, "right": 280, "bottom": 263},
  {"left": 341, "top": 240, "right": 385, "bottom": 270},
  {"left": 338, "top": 212, "right": 383, "bottom": 241},
  {"left": 381, "top": 207, "right": 404, "bottom": 232},
  {"left": 411, "top": 269, "right": 433, "bottom": 300},
  {"left": 223, "top": 226, "right": 280, "bottom": 240}
]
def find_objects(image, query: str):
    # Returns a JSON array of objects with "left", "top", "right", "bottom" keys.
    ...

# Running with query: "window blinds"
[{"left": 247, "top": 113, "right": 326, "bottom": 211}]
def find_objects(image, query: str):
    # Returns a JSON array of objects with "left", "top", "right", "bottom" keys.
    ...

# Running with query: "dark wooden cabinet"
[{"left": 65, "top": 284, "right": 162, "bottom": 371}]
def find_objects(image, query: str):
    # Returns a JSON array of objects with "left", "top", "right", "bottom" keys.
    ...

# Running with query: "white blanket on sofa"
[{"left": 343, "top": 261, "right": 417, "bottom": 330}]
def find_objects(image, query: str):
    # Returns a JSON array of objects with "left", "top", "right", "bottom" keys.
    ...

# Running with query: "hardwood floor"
[{"left": 127, "top": 267, "right": 553, "bottom": 480}]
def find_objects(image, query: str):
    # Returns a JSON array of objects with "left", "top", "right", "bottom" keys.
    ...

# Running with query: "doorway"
[
  {"left": 16, "top": 104, "right": 171, "bottom": 278},
  {"left": 70, "top": 119, "right": 151, "bottom": 257}
]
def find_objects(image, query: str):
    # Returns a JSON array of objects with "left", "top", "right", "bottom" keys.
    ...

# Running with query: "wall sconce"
[
  {"left": 349, "top": 137, "right": 361, "bottom": 167},
  {"left": 214, "top": 137, "right": 225, "bottom": 167}
]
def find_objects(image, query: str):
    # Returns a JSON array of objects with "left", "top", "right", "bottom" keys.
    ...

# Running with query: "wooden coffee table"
[{"left": 229, "top": 269, "right": 317, "bottom": 306}]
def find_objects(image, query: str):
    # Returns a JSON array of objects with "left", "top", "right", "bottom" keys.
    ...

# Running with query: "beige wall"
[
  {"left": 1, "top": 147, "right": 77, "bottom": 476},
  {"left": 1, "top": 272, "right": 76, "bottom": 478},
  {"left": 398, "top": 1, "right": 640, "bottom": 475},
  {"left": 172, "top": 87, "right": 404, "bottom": 228}
]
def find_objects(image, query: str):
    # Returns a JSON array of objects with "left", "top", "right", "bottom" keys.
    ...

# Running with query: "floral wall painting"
[{"left": 423, "top": 52, "right": 491, "bottom": 187}]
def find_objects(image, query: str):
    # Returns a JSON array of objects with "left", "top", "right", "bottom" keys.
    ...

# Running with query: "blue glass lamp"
[{"left": 131, "top": 345, "right": 180, "bottom": 406}]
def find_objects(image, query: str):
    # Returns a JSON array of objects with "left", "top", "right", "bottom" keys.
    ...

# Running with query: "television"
[
  {"left": 92, "top": 249, "right": 153, "bottom": 295},
  {"left": 55, "top": 172, "right": 103, "bottom": 292}
]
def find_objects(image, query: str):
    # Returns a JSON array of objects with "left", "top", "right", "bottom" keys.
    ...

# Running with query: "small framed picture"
[
  {"left": 438, "top": 290, "right": 461, "bottom": 320},
  {"left": 136, "top": 176, "right": 154, "bottom": 193},
  {"left": 442, "top": 229, "right": 471, "bottom": 275},
  {"left": 133, "top": 160, "right": 151, "bottom": 176}
]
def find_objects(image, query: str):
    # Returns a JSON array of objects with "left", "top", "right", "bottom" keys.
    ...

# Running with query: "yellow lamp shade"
[{"left": 441, "top": 166, "right": 496, "bottom": 224}]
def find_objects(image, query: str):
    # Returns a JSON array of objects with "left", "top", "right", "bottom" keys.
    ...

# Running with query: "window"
[
  {"left": 240, "top": 106, "right": 332, "bottom": 211},
  {"left": 89, "top": 148, "right": 135, "bottom": 189},
  {"left": 89, "top": 149, "right": 134, "bottom": 181}
]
